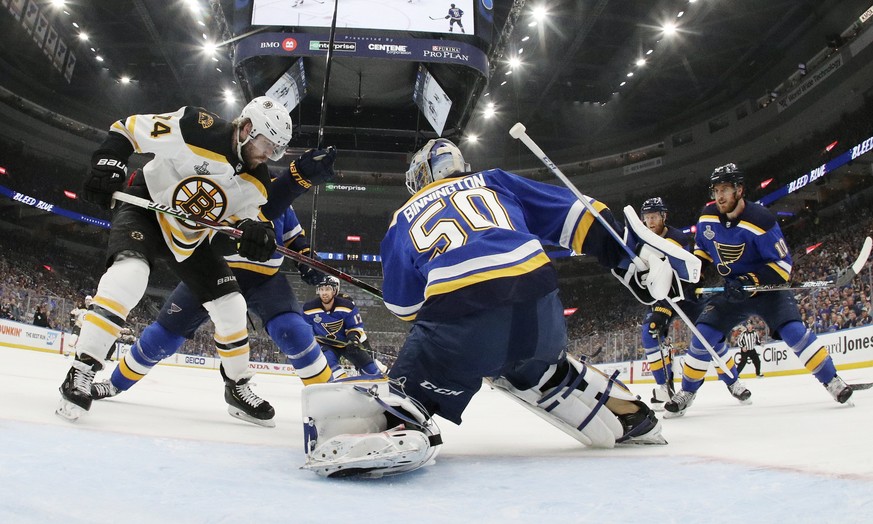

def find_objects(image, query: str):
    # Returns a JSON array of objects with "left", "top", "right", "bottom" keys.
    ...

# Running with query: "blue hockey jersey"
[
  {"left": 693, "top": 200, "right": 792, "bottom": 286},
  {"left": 380, "top": 169, "right": 619, "bottom": 321},
  {"left": 302, "top": 295, "right": 366, "bottom": 343}
]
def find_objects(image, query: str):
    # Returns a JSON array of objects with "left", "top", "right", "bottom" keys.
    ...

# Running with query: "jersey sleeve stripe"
[
  {"left": 424, "top": 251, "right": 550, "bottom": 299},
  {"left": 694, "top": 248, "right": 713, "bottom": 262},
  {"left": 698, "top": 215, "right": 719, "bottom": 224},
  {"left": 559, "top": 201, "right": 585, "bottom": 250},
  {"left": 227, "top": 260, "right": 281, "bottom": 275},
  {"left": 766, "top": 261, "right": 790, "bottom": 280},
  {"left": 570, "top": 200, "right": 608, "bottom": 254},
  {"left": 427, "top": 239, "right": 543, "bottom": 284},
  {"left": 384, "top": 300, "right": 424, "bottom": 320}
]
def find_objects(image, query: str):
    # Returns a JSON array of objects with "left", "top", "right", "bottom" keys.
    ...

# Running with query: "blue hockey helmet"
[
  {"left": 640, "top": 197, "right": 668, "bottom": 216},
  {"left": 316, "top": 275, "right": 340, "bottom": 294},
  {"left": 405, "top": 138, "right": 470, "bottom": 194},
  {"left": 709, "top": 163, "right": 744, "bottom": 190}
]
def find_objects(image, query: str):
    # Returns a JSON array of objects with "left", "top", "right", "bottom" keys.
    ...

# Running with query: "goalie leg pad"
[
  {"left": 491, "top": 357, "right": 637, "bottom": 448},
  {"left": 300, "top": 380, "right": 441, "bottom": 478}
]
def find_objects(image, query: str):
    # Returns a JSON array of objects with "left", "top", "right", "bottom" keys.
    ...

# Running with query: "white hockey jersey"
[{"left": 109, "top": 106, "right": 270, "bottom": 261}]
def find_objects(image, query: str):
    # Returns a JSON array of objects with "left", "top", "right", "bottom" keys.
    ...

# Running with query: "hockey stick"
[
  {"left": 657, "top": 335, "right": 676, "bottom": 397},
  {"left": 110, "top": 191, "right": 384, "bottom": 299},
  {"left": 509, "top": 122, "right": 734, "bottom": 378},
  {"left": 429, "top": 16, "right": 442, "bottom": 20},
  {"left": 695, "top": 236, "right": 872, "bottom": 295},
  {"left": 849, "top": 382, "right": 873, "bottom": 391}
]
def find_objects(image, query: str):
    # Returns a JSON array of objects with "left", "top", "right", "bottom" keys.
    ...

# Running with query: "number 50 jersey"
[{"left": 380, "top": 169, "right": 617, "bottom": 322}]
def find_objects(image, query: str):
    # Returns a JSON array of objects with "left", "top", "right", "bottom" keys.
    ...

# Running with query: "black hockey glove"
[
  {"left": 289, "top": 147, "right": 337, "bottom": 190},
  {"left": 723, "top": 274, "right": 757, "bottom": 303},
  {"left": 647, "top": 305, "right": 673, "bottom": 338},
  {"left": 298, "top": 257, "right": 326, "bottom": 286},
  {"left": 83, "top": 153, "right": 128, "bottom": 209},
  {"left": 236, "top": 219, "right": 277, "bottom": 262}
]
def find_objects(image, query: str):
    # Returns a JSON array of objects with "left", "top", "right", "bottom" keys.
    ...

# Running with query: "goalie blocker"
[{"left": 301, "top": 379, "right": 442, "bottom": 478}]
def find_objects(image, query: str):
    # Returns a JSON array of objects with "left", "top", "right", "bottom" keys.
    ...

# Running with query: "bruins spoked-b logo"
[
  {"left": 714, "top": 241, "right": 745, "bottom": 276},
  {"left": 197, "top": 112, "right": 214, "bottom": 129},
  {"left": 172, "top": 177, "right": 227, "bottom": 229}
]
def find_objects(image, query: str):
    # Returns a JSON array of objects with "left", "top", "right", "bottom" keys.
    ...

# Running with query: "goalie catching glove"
[{"left": 301, "top": 378, "right": 442, "bottom": 478}]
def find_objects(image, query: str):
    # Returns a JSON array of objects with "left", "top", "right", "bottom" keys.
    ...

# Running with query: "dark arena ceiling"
[{"left": 1, "top": 0, "right": 871, "bottom": 159}]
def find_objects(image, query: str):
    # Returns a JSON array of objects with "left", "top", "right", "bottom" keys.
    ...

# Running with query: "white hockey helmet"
[
  {"left": 405, "top": 138, "right": 470, "bottom": 194},
  {"left": 238, "top": 96, "right": 294, "bottom": 161}
]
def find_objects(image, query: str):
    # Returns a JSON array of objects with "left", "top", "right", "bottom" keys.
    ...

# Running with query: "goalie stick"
[
  {"left": 110, "top": 191, "right": 384, "bottom": 299},
  {"left": 695, "top": 236, "right": 872, "bottom": 295},
  {"left": 509, "top": 122, "right": 734, "bottom": 378}
]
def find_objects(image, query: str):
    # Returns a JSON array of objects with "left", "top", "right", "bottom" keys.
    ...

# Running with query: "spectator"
[{"left": 33, "top": 304, "right": 50, "bottom": 328}]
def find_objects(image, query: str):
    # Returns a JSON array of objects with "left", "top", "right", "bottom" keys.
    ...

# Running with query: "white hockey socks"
[{"left": 76, "top": 256, "right": 149, "bottom": 362}]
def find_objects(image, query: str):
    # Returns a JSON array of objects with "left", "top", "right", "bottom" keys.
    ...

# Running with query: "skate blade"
[
  {"left": 55, "top": 398, "right": 86, "bottom": 422},
  {"left": 227, "top": 406, "right": 276, "bottom": 428},
  {"left": 662, "top": 409, "right": 686, "bottom": 419},
  {"left": 650, "top": 403, "right": 665, "bottom": 412},
  {"left": 617, "top": 434, "right": 668, "bottom": 446}
]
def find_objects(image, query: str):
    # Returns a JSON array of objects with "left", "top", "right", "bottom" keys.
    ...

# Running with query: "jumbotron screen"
[{"left": 250, "top": 0, "right": 475, "bottom": 35}]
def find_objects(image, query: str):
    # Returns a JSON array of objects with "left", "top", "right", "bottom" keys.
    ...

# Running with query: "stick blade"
[
  {"left": 852, "top": 236, "right": 872, "bottom": 274},
  {"left": 509, "top": 122, "right": 526, "bottom": 139}
]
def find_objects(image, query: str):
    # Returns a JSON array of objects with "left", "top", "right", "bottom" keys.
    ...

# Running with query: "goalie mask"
[
  {"left": 238, "top": 96, "right": 294, "bottom": 161},
  {"left": 405, "top": 138, "right": 470, "bottom": 194}
]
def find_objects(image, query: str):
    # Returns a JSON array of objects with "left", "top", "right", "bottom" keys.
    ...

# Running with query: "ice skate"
[
  {"left": 663, "top": 389, "right": 696, "bottom": 418},
  {"left": 727, "top": 380, "right": 752, "bottom": 404},
  {"left": 616, "top": 402, "right": 667, "bottom": 445},
  {"left": 221, "top": 365, "right": 276, "bottom": 427},
  {"left": 825, "top": 375, "right": 853, "bottom": 404},
  {"left": 650, "top": 384, "right": 671, "bottom": 412},
  {"left": 56, "top": 353, "right": 103, "bottom": 421},
  {"left": 90, "top": 381, "right": 120, "bottom": 400}
]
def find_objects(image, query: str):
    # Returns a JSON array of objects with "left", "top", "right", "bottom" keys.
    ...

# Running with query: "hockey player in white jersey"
[
  {"left": 299, "top": 138, "right": 699, "bottom": 478},
  {"left": 57, "top": 96, "right": 336, "bottom": 422},
  {"left": 64, "top": 295, "right": 92, "bottom": 356}
]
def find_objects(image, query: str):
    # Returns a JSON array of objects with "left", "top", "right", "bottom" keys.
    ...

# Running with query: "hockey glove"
[
  {"left": 289, "top": 147, "right": 337, "bottom": 190},
  {"left": 723, "top": 274, "right": 757, "bottom": 303},
  {"left": 648, "top": 305, "right": 673, "bottom": 338},
  {"left": 298, "top": 257, "right": 326, "bottom": 286},
  {"left": 236, "top": 219, "right": 277, "bottom": 262},
  {"left": 83, "top": 153, "right": 128, "bottom": 209}
]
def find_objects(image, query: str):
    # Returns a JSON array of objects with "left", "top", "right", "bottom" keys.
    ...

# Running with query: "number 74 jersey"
[
  {"left": 109, "top": 106, "right": 270, "bottom": 261},
  {"left": 380, "top": 169, "right": 612, "bottom": 322}
]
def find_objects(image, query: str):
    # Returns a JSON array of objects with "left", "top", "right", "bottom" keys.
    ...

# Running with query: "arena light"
[
  {"left": 521, "top": 35, "right": 530, "bottom": 42},
  {"left": 531, "top": 6, "right": 547, "bottom": 21},
  {"left": 120, "top": 76, "right": 131, "bottom": 84},
  {"left": 635, "top": 58, "right": 646, "bottom": 66},
  {"left": 760, "top": 178, "right": 774, "bottom": 189},
  {"left": 0, "top": 166, "right": 7, "bottom": 175},
  {"left": 63, "top": 190, "right": 77, "bottom": 199},
  {"left": 203, "top": 41, "right": 217, "bottom": 55},
  {"left": 563, "top": 308, "right": 578, "bottom": 317},
  {"left": 51, "top": 0, "right": 65, "bottom": 8},
  {"left": 78, "top": 32, "right": 88, "bottom": 41},
  {"left": 805, "top": 242, "right": 823, "bottom": 254},
  {"left": 466, "top": 135, "right": 478, "bottom": 143},
  {"left": 825, "top": 140, "right": 839, "bottom": 152},
  {"left": 662, "top": 22, "right": 677, "bottom": 36},
  {"left": 346, "top": 235, "right": 361, "bottom": 242}
]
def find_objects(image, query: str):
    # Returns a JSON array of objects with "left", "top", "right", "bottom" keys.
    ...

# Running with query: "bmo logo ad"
[{"left": 259, "top": 38, "right": 297, "bottom": 52}]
